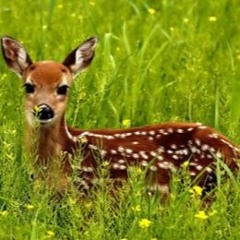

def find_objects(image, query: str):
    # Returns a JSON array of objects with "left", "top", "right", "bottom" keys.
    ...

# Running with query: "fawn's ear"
[
  {"left": 1, "top": 36, "right": 33, "bottom": 76},
  {"left": 63, "top": 36, "right": 98, "bottom": 77}
]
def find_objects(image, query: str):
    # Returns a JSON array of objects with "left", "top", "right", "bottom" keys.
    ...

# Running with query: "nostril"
[{"left": 34, "top": 104, "right": 54, "bottom": 121}]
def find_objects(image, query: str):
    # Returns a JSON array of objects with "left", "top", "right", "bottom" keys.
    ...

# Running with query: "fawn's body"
[{"left": 1, "top": 36, "right": 239, "bottom": 198}]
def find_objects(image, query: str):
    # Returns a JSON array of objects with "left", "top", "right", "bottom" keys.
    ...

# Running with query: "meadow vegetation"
[{"left": 0, "top": 0, "right": 240, "bottom": 239}]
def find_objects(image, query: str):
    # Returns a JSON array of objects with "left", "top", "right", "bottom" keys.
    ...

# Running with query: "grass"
[{"left": 1, "top": 0, "right": 240, "bottom": 239}]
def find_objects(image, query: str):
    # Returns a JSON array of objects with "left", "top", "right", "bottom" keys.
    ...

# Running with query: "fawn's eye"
[
  {"left": 23, "top": 83, "right": 35, "bottom": 94},
  {"left": 57, "top": 85, "right": 69, "bottom": 95}
]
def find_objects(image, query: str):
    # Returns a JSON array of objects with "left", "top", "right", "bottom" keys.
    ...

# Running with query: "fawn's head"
[{"left": 1, "top": 36, "right": 97, "bottom": 127}]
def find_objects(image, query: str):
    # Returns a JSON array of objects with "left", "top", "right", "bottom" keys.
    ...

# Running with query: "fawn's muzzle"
[{"left": 33, "top": 104, "right": 54, "bottom": 122}]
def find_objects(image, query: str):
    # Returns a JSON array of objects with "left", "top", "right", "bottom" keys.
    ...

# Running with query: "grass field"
[{"left": 1, "top": 0, "right": 240, "bottom": 239}]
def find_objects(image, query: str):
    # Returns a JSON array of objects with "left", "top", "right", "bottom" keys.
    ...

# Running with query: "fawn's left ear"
[
  {"left": 1, "top": 36, "right": 33, "bottom": 76},
  {"left": 63, "top": 36, "right": 98, "bottom": 77}
]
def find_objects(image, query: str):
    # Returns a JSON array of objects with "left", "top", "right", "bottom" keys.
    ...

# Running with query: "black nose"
[{"left": 34, "top": 104, "right": 54, "bottom": 121}]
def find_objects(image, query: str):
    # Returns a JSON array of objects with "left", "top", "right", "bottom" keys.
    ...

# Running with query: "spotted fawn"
[{"left": 1, "top": 36, "right": 239, "bottom": 199}]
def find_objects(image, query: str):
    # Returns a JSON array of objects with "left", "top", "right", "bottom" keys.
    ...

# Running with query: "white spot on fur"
[
  {"left": 209, "top": 133, "right": 218, "bottom": 139},
  {"left": 126, "top": 148, "right": 133, "bottom": 154},
  {"left": 157, "top": 155, "right": 164, "bottom": 161},
  {"left": 209, "top": 147, "right": 215, "bottom": 153},
  {"left": 158, "top": 162, "right": 171, "bottom": 170},
  {"left": 171, "top": 144, "right": 177, "bottom": 149},
  {"left": 134, "top": 131, "right": 141, "bottom": 135},
  {"left": 86, "top": 132, "right": 115, "bottom": 139},
  {"left": 190, "top": 146, "right": 199, "bottom": 153},
  {"left": 195, "top": 139, "right": 201, "bottom": 146},
  {"left": 198, "top": 125, "right": 207, "bottom": 129},
  {"left": 220, "top": 139, "right": 235, "bottom": 150},
  {"left": 89, "top": 144, "right": 98, "bottom": 150},
  {"left": 150, "top": 165, "right": 157, "bottom": 171},
  {"left": 172, "top": 155, "right": 178, "bottom": 160},
  {"left": 190, "top": 162, "right": 197, "bottom": 166},
  {"left": 133, "top": 153, "right": 140, "bottom": 159},
  {"left": 141, "top": 161, "right": 148, "bottom": 167},
  {"left": 118, "top": 146, "right": 125, "bottom": 153},
  {"left": 112, "top": 163, "right": 120, "bottom": 169},
  {"left": 215, "top": 151, "right": 222, "bottom": 158},
  {"left": 201, "top": 144, "right": 209, "bottom": 151},
  {"left": 206, "top": 167, "right": 213, "bottom": 173},
  {"left": 119, "top": 165, "right": 126, "bottom": 170},
  {"left": 150, "top": 151, "right": 157, "bottom": 157},
  {"left": 177, "top": 129, "right": 184, "bottom": 133},
  {"left": 111, "top": 149, "right": 117, "bottom": 155},
  {"left": 195, "top": 165, "right": 203, "bottom": 171},
  {"left": 119, "top": 134, "right": 126, "bottom": 138},
  {"left": 159, "top": 129, "right": 165, "bottom": 134},
  {"left": 157, "top": 147, "right": 165, "bottom": 153},
  {"left": 139, "top": 151, "right": 149, "bottom": 160},
  {"left": 82, "top": 166, "right": 94, "bottom": 172},
  {"left": 150, "top": 183, "right": 169, "bottom": 195},
  {"left": 118, "top": 159, "right": 125, "bottom": 164},
  {"left": 100, "top": 150, "right": 107, "bottom": 157}
]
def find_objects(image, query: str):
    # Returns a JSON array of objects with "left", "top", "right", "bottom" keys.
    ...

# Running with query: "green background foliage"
[{"left": 0, "top": 0, "right": 240, "bottom": 239}]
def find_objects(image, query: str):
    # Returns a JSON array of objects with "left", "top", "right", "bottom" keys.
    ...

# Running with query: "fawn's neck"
[{"left": 27, "top": 117, "right": 77, "bottom": 166}]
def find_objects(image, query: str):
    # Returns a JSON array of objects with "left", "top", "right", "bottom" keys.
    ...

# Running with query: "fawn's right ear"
[{"left": 1, "top": 36, "right": 32, "bottom": 76}]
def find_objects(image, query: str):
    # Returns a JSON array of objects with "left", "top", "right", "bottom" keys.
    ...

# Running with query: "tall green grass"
[{"left": 1, "top": 0, "right": 240, "bottom": 239}]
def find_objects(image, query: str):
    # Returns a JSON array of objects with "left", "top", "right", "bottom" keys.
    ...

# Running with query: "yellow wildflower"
[
  {"left": 84, "top": 201, "right": 92, "bottom": 209},
  {"left": 122, "top": 119, "right": 131, "bottom": 128},
  {"left": 33, "top": 105, "right": 41, "bottom": 113},
  {"left": 67, "top": 197, "right": 77, "bottom": 206},
  {"left": 47, "top": 230, "right": 55, "bottom": 237},
  {"left": 138, "top": 218, "right": 152, "bottom": 229},
  {"left": 189, "top": 185, "right": 203, "bottom": 197},
  {"left": 195, "top": 210, "right": 208, "bottom": 220},
  {"left": 135, "top": 167, "right": 143, "bottom": 175},
  {"left": 25, "top": 204, "right": 34, "bottom": 210},
  {"left": 0, "top": 211, "right": 8, "bottom": 216},
  {"left": 78, "top": 135, "right": 88, "bottom": 144},
  {"left": 182, "top": 161, "right": 189, "bottom": 168},
  {"left": 102, "top": 161, "right": 110, "bottom": 168},
  {"left": 209, "top": 16, "right": 217, "bottom": 22},
  {"left": 132, "top": 205, "right": 141, "bottom": 213},
  {"left": 148, "top": 8, "right": 156, "bottom": 15}
]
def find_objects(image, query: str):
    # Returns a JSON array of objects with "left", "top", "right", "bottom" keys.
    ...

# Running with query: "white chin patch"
[
  {"left": 38, "top": 118, "right": 54, "bottom": 124},
  {"left": 26, "top": 112, "right": 54, "bottom": 126}
]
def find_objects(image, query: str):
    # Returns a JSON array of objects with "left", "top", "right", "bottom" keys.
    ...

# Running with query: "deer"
[{"left": 1, "top": 36, "right": 240, "bottom": 201}]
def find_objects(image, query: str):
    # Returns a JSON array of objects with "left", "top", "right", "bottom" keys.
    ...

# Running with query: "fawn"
[{"left": 1, "top": 36, "right": 240, "bottom": 199}]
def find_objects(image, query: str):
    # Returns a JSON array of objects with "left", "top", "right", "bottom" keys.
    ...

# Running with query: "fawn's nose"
[{"left": 33, "top": 104, "right": 54, "bottom": 121}]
